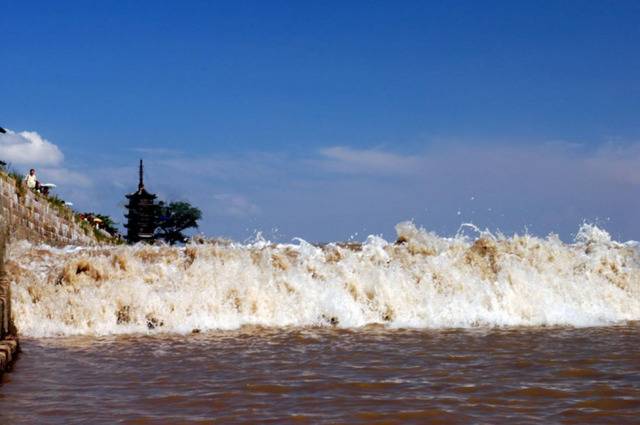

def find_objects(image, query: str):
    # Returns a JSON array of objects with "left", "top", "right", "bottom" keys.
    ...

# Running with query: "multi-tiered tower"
[{"left": 124, "top": 160, "right": 158, "bottom": 243}]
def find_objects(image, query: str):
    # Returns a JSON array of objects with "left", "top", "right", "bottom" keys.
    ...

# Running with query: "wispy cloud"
[
  {"left": 60, "top": 140, "right": 640, "bottom": 241},
  {"left": 154, "top": 152, "right": 286, "bottom": 181},
  {"left": 212, "top": 193, "right": 261, "bottom": 218},
  {"left": 318, "top": 146, "right": 421, "bottom": 174},
  {"left": 40, "top": 167, "right": 93, "bottom": 188},
  {"left": 6, "top": 127, "right": 640, "bottom": 241},
  {"left": 584, "top": 143, "right": 640, "bottom": 185}
]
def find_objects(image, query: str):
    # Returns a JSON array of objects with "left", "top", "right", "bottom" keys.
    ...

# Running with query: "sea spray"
[{"left": 6, "top": 222, "right": 640, "bottom": 337}]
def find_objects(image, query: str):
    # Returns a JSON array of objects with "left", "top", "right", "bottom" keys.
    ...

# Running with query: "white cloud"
[
  {"left": 318, "top": 146, "right": 421, "bottom": 174},
  {"left": 0, "top": 128, "right": 95, "bottom": 210},
  {"left": 0, "top": 130, "right": 64, "bottom": 166}
]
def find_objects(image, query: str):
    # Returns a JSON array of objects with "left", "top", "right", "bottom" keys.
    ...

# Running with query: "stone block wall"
[
  {"left": 0, "top": 173, "right": 97, "bottom": 247},
  {"left": 0, "top": 172, "right": 96, "bottom": 371},
  {"left": 0, "top": 223, "right": 18, "bottom": 370},
  {"left": 0, "top": 225, "right": 10, "bottom": 338}
]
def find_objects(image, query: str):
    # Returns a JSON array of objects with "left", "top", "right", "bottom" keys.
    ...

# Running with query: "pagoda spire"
[{"left": 138, "top": 159, "right": 144, "bottom": 191}]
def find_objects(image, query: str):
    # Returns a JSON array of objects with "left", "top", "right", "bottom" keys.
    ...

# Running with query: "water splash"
[{"left": 7, "top": 222, "right": 640, "bottom": 337}]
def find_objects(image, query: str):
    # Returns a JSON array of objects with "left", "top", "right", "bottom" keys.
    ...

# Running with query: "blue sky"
[{"left": 1, "top": 1, "right": 640, "bottom": 242}]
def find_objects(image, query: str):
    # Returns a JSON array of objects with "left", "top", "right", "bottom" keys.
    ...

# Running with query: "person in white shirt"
[{"left": 24, "top": 168, "right": 39, "bottom": 190}]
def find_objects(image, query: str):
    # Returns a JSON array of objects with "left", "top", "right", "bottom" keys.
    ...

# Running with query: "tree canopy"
[
  {"left": 80, "top": 212, "right": 119, "bottom": 237},
  {"left": 155, "top": 201, "right": 202, "bottom": 245}
]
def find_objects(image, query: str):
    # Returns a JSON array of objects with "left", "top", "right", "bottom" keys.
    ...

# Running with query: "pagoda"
[{"left": 124, "top": 160, "right": 158, "bottom": 243}]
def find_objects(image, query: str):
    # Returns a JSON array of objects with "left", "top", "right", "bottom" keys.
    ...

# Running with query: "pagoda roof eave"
[{"left": 126, "top": 189, "right": 157, "bottom": 199}]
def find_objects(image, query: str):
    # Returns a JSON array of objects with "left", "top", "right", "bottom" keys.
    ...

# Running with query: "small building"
[{"left": 124, "top": 160, "right": 158, "bottom": 243}]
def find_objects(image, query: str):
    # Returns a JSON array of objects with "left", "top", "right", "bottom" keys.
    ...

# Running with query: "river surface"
[{"left": 1, "top": 324, "right": 639, "bottom": 424}]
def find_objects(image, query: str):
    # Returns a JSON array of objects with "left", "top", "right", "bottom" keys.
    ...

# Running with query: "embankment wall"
[
  {"left": 0, "top": 225, "right": 18, "bottom": 372},
  {"left": 0, "top": 171, "right": 101, "bottom": 374},
  {"left": 0, "top": 173, "right": 97, "bottom": 247}
]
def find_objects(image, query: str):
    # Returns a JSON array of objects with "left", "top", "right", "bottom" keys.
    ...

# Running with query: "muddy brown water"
[{"left": 0, "top": 324, "right": 639, "bottom": 424}]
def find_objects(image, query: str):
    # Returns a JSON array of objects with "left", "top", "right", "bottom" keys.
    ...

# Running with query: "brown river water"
[{"left": 0, "top": 324, "right": 639, "bottom": 424}]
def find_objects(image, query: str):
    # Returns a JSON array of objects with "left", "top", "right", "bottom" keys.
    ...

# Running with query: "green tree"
[
  {"left": 94, "top": 214, "right": 119, "bottom": 236},
  {"left": 79, "top": 212, "right": 120, "bottom": 238},
  {"left": 155, "top": 201, "right": 202, "bottom": 245}
]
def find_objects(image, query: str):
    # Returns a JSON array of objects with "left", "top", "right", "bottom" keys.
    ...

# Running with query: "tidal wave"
[{"left": 7, "top": 222, "right": 640, "bottom": 337}]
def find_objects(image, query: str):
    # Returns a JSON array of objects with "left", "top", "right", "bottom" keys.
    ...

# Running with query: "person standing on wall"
[{"left": 24, "top": 168, "right": 40, "bottom": 192}]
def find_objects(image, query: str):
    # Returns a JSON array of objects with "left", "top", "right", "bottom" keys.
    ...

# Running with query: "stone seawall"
[
  {"left": 0, "top": 173, "right": 97, "bottom": 247},
  {"left": 0, "top": 171, "right": 101, "bottom": 377},
  {"left": 0, "top": 225, "right": 18, "bottom": 375}
]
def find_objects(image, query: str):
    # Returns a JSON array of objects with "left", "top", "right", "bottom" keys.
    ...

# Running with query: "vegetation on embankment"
[{"left": 0, "top": 167, "right": 118, "bottom": 246}]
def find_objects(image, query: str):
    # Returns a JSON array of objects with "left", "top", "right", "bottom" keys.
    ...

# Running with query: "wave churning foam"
[{"left": 7, "top": 222, "right": 640, "bottom": 337}]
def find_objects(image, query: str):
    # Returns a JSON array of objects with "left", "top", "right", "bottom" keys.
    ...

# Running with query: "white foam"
[{"left": 7, "top": 222, "right": 640, "bottom": 337}]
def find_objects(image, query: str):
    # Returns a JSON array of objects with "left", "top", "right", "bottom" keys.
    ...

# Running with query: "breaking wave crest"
[{"left": 7, "top": 222, "right": 640, "bottom": 337}]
